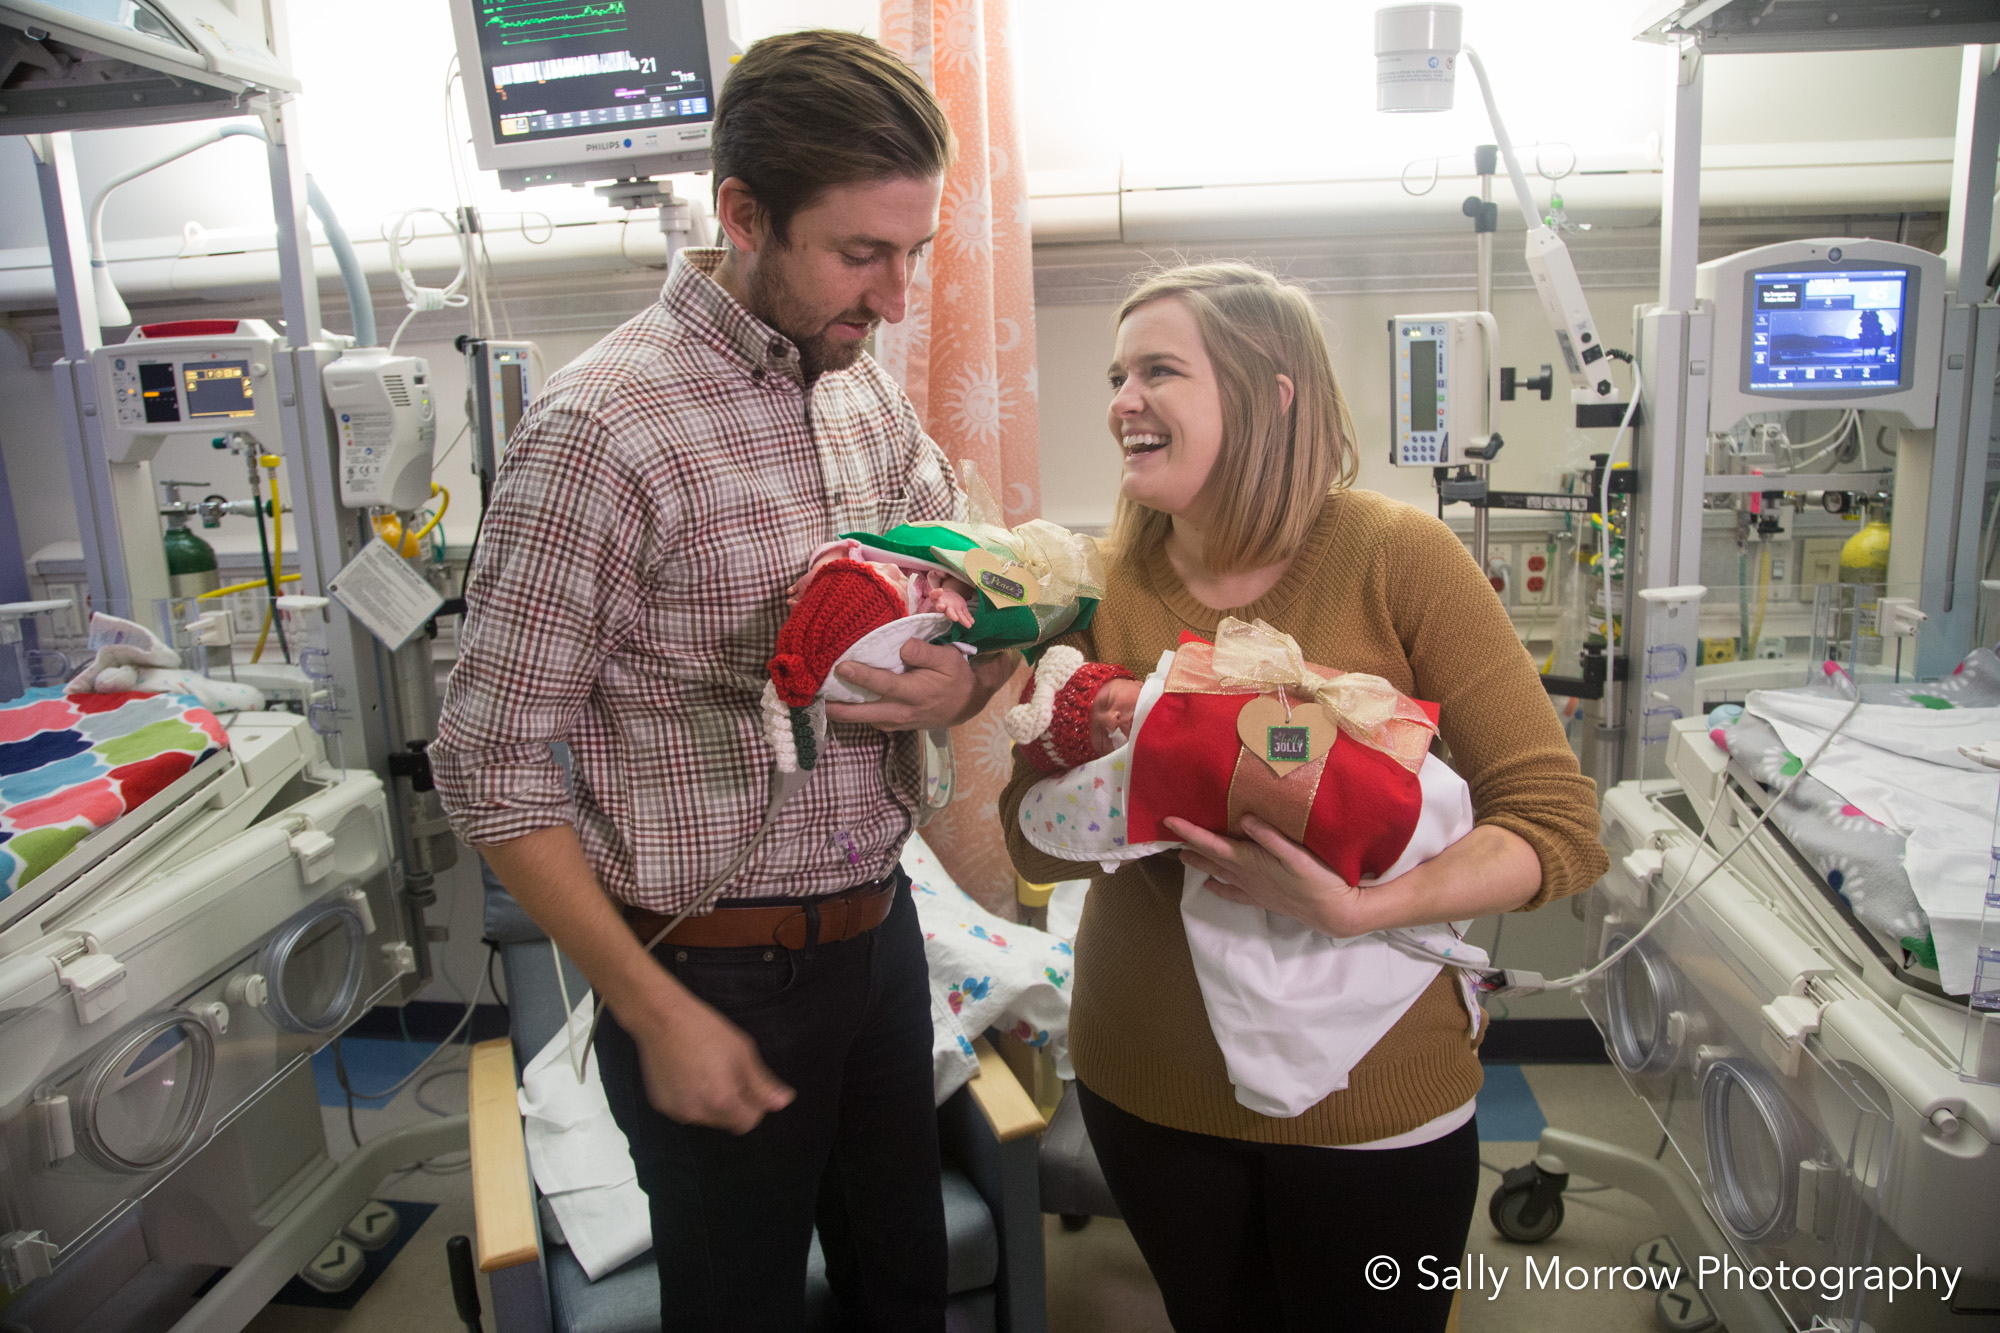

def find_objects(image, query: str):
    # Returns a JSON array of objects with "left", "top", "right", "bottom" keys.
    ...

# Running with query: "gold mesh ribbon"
[
  {"left": 929, "top": 463, "right": 1106, "bottom": 608},
  {"left": 1209, "top": 617, "right": 1436, "bottom": 773}
]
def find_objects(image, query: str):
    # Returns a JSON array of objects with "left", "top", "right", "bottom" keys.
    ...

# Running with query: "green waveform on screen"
[{"left": 482, "top": 1, "right": 629, "bottom": 43}]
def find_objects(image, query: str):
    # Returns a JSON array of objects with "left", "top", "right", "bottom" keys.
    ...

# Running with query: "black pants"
[
  {"left": 596, "top": 875, "right": 947, "bottom": 1332},
  {"left": 1078, "top": 1082, "right": 1479, "bottom": 1333}
]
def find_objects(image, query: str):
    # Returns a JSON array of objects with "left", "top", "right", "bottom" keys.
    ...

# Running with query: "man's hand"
[
  {"left": 826, "top": 642, "right": 1017, "bottom": 732},
  {"left": 626, "top": 990, "right": 795, "bottom": 1134}
]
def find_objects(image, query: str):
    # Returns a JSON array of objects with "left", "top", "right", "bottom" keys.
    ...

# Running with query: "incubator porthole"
[
  {"left": 1701, "top": 1058, "right": 1809, "bottom": 1245},
  {"left": 75, "top": 1012, "right": 215, "bottom": 1174},
  {"left": 1603, "top": 934, "right": 1684, "bottom": 1075},
  {"left": 259, "top": 902, "right": 366, "bottom": 1035}
]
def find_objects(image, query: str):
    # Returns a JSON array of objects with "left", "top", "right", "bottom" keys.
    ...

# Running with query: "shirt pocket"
[{"left": 867, "top": 488, "right": 912, "bottom": 535}]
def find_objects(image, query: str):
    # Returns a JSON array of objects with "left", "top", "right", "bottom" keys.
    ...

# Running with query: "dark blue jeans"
[{"left": 595, "top": 875, "right": 947, "bottom": 1332}]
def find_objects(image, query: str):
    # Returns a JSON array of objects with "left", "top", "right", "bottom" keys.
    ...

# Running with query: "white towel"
[{"left": 519, "top": 997, "right": 652, "bottom": 1280}]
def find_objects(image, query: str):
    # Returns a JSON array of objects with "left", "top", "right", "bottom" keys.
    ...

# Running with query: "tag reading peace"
[
  {"left": 961, "top": 548, "right": 1042, "bottom": 606},
  {"left": 1235, "top": 695, "right": 1336, "bottom": 777}
]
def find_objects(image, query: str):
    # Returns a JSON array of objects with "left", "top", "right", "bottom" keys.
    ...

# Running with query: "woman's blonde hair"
[{"left": 1108, "top": 262, "right": 1357, "bottom": 576}]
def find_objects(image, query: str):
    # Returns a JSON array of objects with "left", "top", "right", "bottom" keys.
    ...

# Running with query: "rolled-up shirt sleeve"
[{"left": 432, "top": 406, "right": 654, "bottom": 846}]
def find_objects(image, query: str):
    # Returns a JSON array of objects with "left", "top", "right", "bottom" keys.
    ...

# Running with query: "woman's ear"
[{"left": 1275, "top": 373, "right": 1295, "bottom": 415}]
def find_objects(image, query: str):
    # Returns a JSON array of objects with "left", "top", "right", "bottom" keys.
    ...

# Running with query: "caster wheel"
[
  {"left": 1488, "top": 1163, "right": 1567, "bottom": 1244},
  {"left": 1060, "top": 1214, "right": 1092, "bottom": 1232}
]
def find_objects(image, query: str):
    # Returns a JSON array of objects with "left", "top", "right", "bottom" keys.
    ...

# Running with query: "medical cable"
[
  {"left": 555, "top": 763, "right": 818, "bottom": 1083},
  {"left": 332, "top": 943, "right": 493, "bottom": 1112},
  {"left": 1479, "top": 690, "right": 1864, "bottom": 998},
  {"left": 385, "top": 208, "right": 473, "bottom": 355}
]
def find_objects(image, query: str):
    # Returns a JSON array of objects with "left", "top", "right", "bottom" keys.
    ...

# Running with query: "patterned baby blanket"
[
  {"left": 0, "top": 687, "right": 230, "bottom": 899},
  {"left": 1711, "top": 646, "right": 2000, "bottom": 986}
]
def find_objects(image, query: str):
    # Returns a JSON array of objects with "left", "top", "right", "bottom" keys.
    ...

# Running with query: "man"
[{"left": 431, "top": 30, "right": 1014, "bottom": 1330}]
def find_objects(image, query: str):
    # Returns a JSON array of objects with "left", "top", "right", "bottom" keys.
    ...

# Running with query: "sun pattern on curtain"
[{"left": 878, "top": 0, "right": 1040, "bottom": 916}]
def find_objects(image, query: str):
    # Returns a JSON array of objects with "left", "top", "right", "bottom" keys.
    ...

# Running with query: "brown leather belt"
[{"left": 623, "top": 875, "right": 898, "bottom": 952}]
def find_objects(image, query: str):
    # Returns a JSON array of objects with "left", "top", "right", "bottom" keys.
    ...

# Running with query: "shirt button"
[
  {"left": 752, "top": 367, "right": 766, "bottom": 382},
  {"left": 767, "top": 339, "right": 786, "bottom": 357}
]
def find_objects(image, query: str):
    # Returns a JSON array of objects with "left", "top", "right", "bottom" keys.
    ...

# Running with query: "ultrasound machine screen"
[{"left": 1748, "top": 267, "right": 1910, "bottom": 394}]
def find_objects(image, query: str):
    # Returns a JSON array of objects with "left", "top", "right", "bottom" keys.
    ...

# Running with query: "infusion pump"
[
  {"left": 92, "top": 319, "right": 287, "bottom": 462},
  {"left": 1388, "top": 311, "right": 1497, "bottom": 466},
  {"left": 89, "top": 322, "right": 437, "bottom": 513}
]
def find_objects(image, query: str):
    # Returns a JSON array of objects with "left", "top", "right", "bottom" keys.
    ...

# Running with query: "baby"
[
  {"left": 788, "top": 538, "right": 976, "bottom": 628},
  {"left": 1007, "top": 621, "right": 1490, "bottom": 1118}
]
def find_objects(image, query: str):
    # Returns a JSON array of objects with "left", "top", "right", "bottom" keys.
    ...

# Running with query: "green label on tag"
[
  {"left": 978, "top": 568, "right": 1026, "bottom": 601},
  {"left": 1267, "top": 726, "right": 1311, "bottom": 762}
]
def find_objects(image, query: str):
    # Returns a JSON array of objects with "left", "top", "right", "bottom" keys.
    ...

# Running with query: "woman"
[{"left": 999, "top": 263, "right": 1606, "bottom": 1331}]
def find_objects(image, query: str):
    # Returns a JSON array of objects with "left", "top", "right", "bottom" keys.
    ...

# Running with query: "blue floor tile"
[
  {"left": 1477, "top": 1064, "right": 1546, "bottom": 1142},
  {"left": 311, "top": 1036, "right": 449, "bottom": 1109}
]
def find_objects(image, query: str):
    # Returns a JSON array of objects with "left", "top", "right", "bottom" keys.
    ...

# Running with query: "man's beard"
[{"left": 745, "top": 253, "right": 876, "bottom": 381}]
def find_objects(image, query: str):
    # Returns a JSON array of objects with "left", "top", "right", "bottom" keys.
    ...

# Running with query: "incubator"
[{"left": 0, "top": 598, "right": 414, "bottom": 1304}]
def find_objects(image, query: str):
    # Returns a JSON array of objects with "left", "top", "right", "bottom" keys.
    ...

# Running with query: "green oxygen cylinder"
[{"left": 161, "top": 481, "right": 224, "bottom": 668}]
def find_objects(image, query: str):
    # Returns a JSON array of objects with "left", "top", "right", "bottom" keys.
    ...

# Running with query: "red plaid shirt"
[{"left": 433, "top": 249, "right": 962, "bottom": 912}]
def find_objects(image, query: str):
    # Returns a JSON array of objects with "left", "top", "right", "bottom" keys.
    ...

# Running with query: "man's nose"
[{"left": 869, "top": 257, "right": 914, "bottom": 325}]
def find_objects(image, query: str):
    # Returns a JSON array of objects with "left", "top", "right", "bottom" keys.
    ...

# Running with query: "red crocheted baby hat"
[
  {"left": 768, "top": 560, "right": 907, "bottom": 707},
  {"left": 1003, "top": 646, "right": 1138, "bottom": 775}
]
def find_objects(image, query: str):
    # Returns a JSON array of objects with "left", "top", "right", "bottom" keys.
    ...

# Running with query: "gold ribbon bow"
[
  {"left": 930, "top": 463, "right": 1106, "bottom": 608},
  {"left": 1210, "top": 616, "right": 1437, "bottom": 773}
]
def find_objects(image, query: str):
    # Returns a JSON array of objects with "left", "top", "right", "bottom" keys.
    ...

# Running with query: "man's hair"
[
  {"left": 712, "top": 30, "right": 954, "bottom": 244},
  {"left": 1109, "top": 263, "right": 1358, "bottom": 577}
]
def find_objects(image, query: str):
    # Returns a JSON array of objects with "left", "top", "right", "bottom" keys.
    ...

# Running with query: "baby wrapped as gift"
[
  {"left": 761, "top": 471, "right": 1105, "bottom": 772},
  {"left": 1008, "top": 617, "right": 1490, "bottom": 1118}
]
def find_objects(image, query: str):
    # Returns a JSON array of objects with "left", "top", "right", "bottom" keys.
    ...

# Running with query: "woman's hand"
[
  {"left": 1164, "top": 814, "right": 1388, "bottom": 938},
  {"left": 1166, "top": 816, "right": 1548, "bottom": 937}
]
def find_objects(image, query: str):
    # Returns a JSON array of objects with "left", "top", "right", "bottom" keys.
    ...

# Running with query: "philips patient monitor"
[
  {"left": 448, "top": 0, "right": 741, "bottom": 190},
  {"left": 1697, "top": 238, "right": 1945, "bottom": 432}
]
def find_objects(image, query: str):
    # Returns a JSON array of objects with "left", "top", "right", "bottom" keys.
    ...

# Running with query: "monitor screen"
[
  {"left": 183, "top": 360, "right": 256, "bottom": 419},
  {"left": 1748, "top": 267, "right": 1909, "bottom": 393},
  {"left": 1409, "top": 339, "right": 1438, "bottom": 433},
  {"left": 470, "top": 0, "right": 716, "bottom": 148},
  {"left": 138, "top": 361, "right": 180, "bottom": 423}
]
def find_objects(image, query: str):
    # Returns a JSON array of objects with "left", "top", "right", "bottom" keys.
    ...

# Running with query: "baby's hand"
[{"left": 924, "top": 582, "right": 975, "bottom": 628}]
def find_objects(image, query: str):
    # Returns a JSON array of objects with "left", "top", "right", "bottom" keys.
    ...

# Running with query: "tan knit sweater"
[{"left": 1000, "top": 488, "right": 1608, "bottom": 1145}]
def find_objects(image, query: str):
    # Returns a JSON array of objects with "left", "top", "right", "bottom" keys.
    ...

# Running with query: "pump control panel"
[
  {"left": 91, "top": 319, "right": 286, "bottom": 463},
  {"left": 1389, "top": 311, "right": 1497, "bottom": 467}
]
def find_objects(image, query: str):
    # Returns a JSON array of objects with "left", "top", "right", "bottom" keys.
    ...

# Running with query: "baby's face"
[{"left": 1089, "top": 678, "right": 1142, "bottom": 755}]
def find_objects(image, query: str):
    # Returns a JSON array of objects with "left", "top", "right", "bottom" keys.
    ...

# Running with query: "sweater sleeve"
[{"left": 1384, "top": 512, "right": 1608, "bottom": 908}]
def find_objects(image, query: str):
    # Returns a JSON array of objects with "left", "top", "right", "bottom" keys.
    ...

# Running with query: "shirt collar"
[{"left": 662, "top": 248, "right": 804, "bottom": 385}]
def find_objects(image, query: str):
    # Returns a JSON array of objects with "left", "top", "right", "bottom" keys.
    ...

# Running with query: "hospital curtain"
[{"left": 879, "top": 0, "right": 1040, "bottom": 916}]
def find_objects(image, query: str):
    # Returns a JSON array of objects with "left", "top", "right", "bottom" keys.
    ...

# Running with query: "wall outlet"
[
  {"left": 1486, "top": 546, "right": 1513, "bottom": 604},
  {"left": 1755, "top": 635, "right": 1787, "bottom": 659},
  {"left": 1517, "top": 543, "right": 1554, "bottom": 605}
]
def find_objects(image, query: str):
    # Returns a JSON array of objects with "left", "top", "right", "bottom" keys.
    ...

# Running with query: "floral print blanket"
[
  {"left": 903, "top": 833, "right": 1078, "bottom": 1104},
  {"left": 0, "top": 687, "right": 229, "bottom": 901}
]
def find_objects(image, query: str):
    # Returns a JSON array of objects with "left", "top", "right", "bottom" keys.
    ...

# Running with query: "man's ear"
[{"left": 715, "top": 177, "right": 765, "bottom": 256}]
